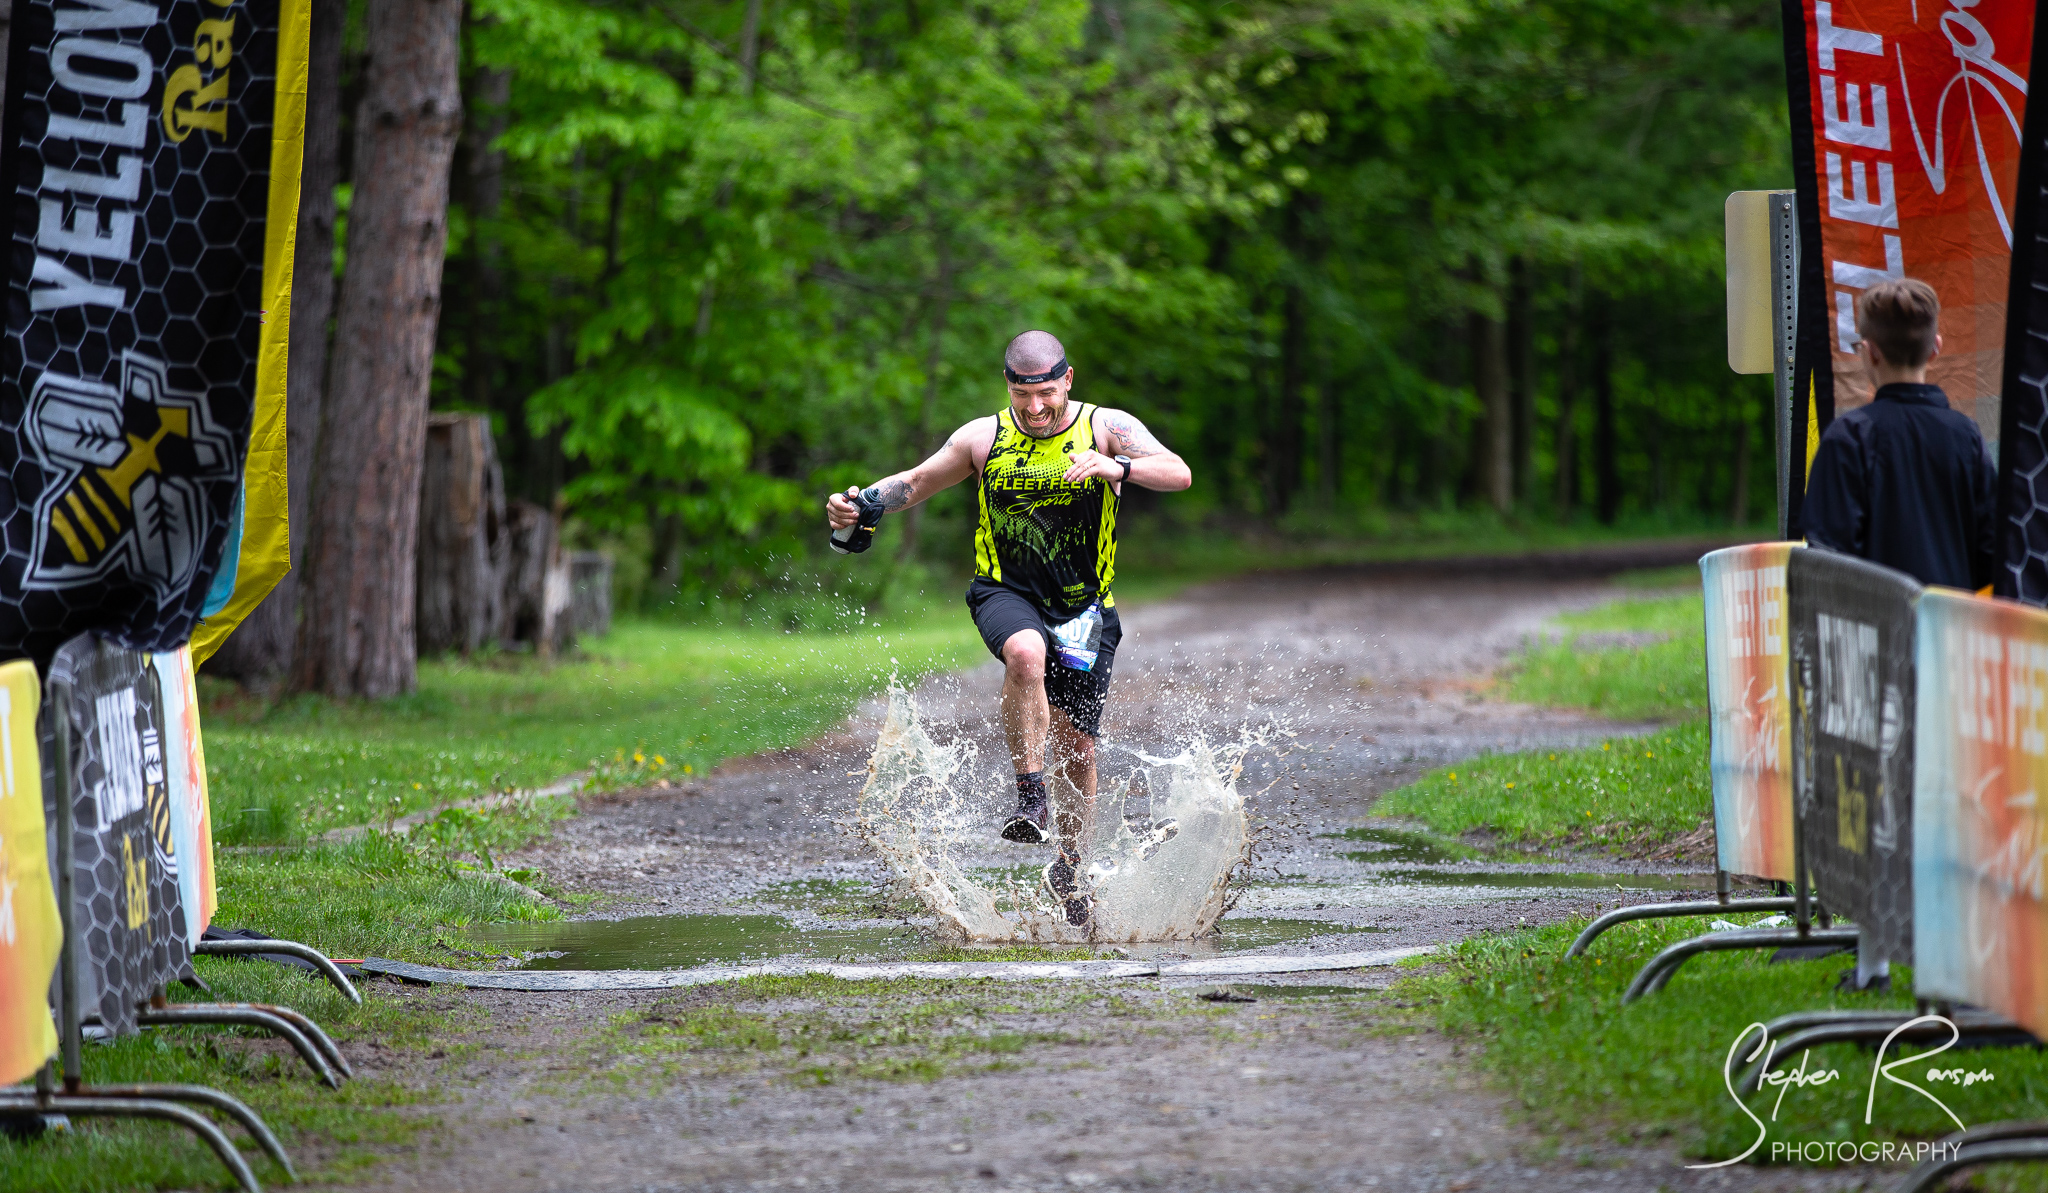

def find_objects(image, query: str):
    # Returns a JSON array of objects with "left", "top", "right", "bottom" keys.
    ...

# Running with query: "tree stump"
[
  {"left": 416, "top": 414, "right": 506, "bottom": 655},
  {"left": 501, "top": 501, "right": 573, "bottom": 656}
]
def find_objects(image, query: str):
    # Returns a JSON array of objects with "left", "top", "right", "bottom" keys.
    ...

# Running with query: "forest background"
[{"left": 217, "top": 0, "right": 1791, "bottom": 687}]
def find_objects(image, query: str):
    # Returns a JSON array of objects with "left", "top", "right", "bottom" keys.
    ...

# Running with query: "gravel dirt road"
[{"left": 306, "top": 545, "right": 1867, "bottom": 1193}]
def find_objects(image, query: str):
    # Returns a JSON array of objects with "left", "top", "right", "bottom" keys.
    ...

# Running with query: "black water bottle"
[{"left": 829, "top": 487, "right": 887, "bottom": 554}]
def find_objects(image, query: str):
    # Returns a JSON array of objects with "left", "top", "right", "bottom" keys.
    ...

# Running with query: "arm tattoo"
[
  {"left": 876, "top": 477, "right": 914, "bottom": 510},
  {"left": 1102, "top": 411, "right": 1168, "bottom": 458}
]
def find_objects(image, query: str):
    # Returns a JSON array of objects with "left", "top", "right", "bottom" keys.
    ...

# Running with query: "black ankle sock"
[{"left": 1016, "top": 770, "right": 1046, "bottom": 797}]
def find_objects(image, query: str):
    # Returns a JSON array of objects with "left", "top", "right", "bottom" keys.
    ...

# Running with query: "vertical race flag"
[
  {"left": 1995, "top": 9, "right": 2048, "bottom": 604},
  {"left": 1914, "top": 587, "right": 2048, "bottom": 1039},
  {"left": 0, "top": 659, "right": 61, "bottom": 1084},
  {"left": 1785, "top": 0, "right": 2033, "bottom": 504},
  {"left": 1700, "top": 543, "right": 1798, "bottom": 882},
  {"left": 0, "top": 0, "right": 307, "bottom": 671}
]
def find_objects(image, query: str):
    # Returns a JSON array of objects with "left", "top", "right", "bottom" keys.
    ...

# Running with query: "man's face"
[{"left": 1007, "top": 370, "right": 1074, "bottom": 437}]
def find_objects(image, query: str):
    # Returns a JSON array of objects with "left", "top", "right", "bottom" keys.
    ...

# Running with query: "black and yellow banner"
[
  {"left": 0, "top": 0, "right": 305, "bottom": 670},
  {"left": 1788, "top": 549, "right": 1920, "bottom": 968},
  {"left": 45, "top": 632, "right": 188, "bottom": 1035}
]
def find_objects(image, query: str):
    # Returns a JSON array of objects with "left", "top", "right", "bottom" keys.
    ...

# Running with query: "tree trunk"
[
  {"left": 294, "top": 0, "right": 463, "bottom": 698},
  {"left": 1508, "top": 257, "right": 1534, "bottom": 506},
  {"left": 204, "top": 0, "right": 344, "bottom": 683},
  {"left": 1593, "top": 297, "right": 1620, "bottom": 526},
  {"left": 1554, "top": 262, "right": 1584, "bottom": 516},
  {"left": 1472, "top": 303, "right": 1511, "bottom": 514}
]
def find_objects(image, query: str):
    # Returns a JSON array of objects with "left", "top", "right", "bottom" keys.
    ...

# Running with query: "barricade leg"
[
  {"left": 1566, "top": 896, "right": 1799, "bottom": 958},
  {"left": 193, "top": 939, "right": 361, "bottom": 1005},
  {"left": 1619, "top": 926, "right": 1859, "bottom": 1003},
  {"left": 0, "top": 1091, "right": 262, "bottom": 1192},
  {"left": 69, "top": 1083, "right": 295, "bottom": 1179},
  {"left": 137, "top": 1006, "right": 341, "bottom": 1088},
  {"left": 1895, "top": 1124, "right": 2048, "bottom": 1193}
]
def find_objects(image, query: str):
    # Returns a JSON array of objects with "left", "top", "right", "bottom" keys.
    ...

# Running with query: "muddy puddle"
[
  {"left": 465, "top": 912, "right": 1387, "bottom": 970},
  {"left": 1189, "top": 983, "right": 1373, "bottom": 1002}
]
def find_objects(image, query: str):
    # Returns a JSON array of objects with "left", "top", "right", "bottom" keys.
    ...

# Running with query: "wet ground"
[{"left": 322, "top": 545, "right": 1867, "bottom": 1192}]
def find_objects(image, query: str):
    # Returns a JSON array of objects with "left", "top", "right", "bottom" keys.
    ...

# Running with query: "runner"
[{"left": 825, "top": 330, "right": 1192, "bottom": 925}]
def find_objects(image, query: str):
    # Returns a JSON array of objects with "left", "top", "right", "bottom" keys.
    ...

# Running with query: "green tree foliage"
[{"left": 433, "top": 0, "right": 1787, "bottom": 610}]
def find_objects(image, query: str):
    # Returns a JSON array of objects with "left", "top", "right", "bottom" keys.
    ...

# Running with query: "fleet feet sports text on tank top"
[{"left": 974, "top": 403, "right": 1118, "bottom": 619}]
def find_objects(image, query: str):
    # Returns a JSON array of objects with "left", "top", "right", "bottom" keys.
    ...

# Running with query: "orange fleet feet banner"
[
  {"left": 1702, "top": 544, "right": 1800, "bottom": 882},
  {"left": 0, "top": 659, "right": 61, "bottom": 1084},
  {"left": 1914, "top": 588, "right": 2048, "bottom": 1039},
  {"left": 1787, "top": 0, "right": 2033, "bottom": 444}
]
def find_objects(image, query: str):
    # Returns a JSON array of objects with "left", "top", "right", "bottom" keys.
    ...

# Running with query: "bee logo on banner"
[{"left": 0, "top": 0, "right": 293, "bottom": 669}]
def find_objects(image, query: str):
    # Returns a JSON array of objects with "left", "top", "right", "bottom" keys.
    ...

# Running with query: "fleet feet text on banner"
[{"left": 1792, "top": 0, "right": 2033, "bottom": 441}]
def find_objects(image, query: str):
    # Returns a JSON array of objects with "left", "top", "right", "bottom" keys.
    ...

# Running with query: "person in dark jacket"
[{"left": 1802, "top": 277, "right": 1996, "bottom": 590}]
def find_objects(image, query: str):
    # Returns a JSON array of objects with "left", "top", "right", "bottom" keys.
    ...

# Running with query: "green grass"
[
  {"left": 1406, "top": 917, "right": 2048, "bottom": 1188},
  {"left": 201, "top": 613, "right": 986, "bottom": 844},
  {"left": 1373, "top": 722, "right": 1711, "bottom": 848},
  {"left": 214, "top": 830, "right": 565, "bottom": 965},
  {"left": 1, "top": 956, "right": 475, "bottom": 1193},
  {"left": 1374, "top": 589, "right": 1712, "bottom": 848},
  {"left": 1503, "top": 592, "right": 1705, "bottom": 720}
]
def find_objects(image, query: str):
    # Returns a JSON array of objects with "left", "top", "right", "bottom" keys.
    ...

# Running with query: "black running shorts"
[{"left": 965, "top": 579, "right": 1121, "bottom": 738}]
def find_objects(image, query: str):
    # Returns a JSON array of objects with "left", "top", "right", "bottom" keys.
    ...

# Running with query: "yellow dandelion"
[
  {"left": 633, "top": 751, "right": 645, "bottom": 764},
  {"left": 413, "top": 783, "right": 422, "bottom": 790},
  {"left": 1506, "top": 782, "right": 1515, "bottom": 789},
  {"left": 1602, "top": 743, "right": 1611, "bottom": 751},
  {"left": 654, "top": 755, "right": 666, "bottom": 766},
  {"left": 683, "top": 763, "right": 694, "bottom": 774}
]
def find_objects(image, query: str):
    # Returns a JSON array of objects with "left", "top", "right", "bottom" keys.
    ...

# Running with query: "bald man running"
[{"left": 826, "top": 331, "right": 1192, "bottom": 926}]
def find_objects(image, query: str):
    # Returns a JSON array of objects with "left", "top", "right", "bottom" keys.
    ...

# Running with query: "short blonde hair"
[{"left": 1855, "top": 278, "right": 1940, "bottom": 368}]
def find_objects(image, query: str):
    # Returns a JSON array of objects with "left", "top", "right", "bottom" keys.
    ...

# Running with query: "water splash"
[{"left": 853, "top": 682, "right": 1256, "bottom": 943}]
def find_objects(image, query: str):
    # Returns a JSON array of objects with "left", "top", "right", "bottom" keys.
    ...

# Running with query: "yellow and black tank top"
[{"left": 974, "top": 403, "right": 1118, "bottom": 618}]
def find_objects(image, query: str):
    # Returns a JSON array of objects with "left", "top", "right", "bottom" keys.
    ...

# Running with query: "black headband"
[{"left": 1004, "top": 357, "right": 1069, "bottom": 385}]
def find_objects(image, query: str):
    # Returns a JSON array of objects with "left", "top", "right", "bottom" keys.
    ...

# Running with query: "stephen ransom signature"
[{"left": 1690, "top": 1015, "right": 1992, "bottom": 1168}]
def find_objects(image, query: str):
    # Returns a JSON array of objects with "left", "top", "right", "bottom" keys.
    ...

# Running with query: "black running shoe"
[
  {"left": 1000, "top": 774, "right": 1050, "bottom": 843},
  {"left": 1042, "top": 851, "right": 1091, "bottom": 927}
]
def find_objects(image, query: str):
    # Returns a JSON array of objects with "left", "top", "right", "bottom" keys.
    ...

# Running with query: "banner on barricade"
[
  {"left": 1914, "top": 587, "right": 2048, "bottom": 1039},
  {"left": 45, "top": 633, "right": 188, "bottom": 1035},
  {"left": 1789, "top": 549, "right": 1920, "bottom": 966},
  {"left": 1702, "top": 543, "right": 1799, "bottom": 881},
  {"left": 1785, "top": 0, "right": 2033, "bottom": 438},
  {"left": 0, "top": 659, "right": 60, "bottom": 1083},
  {"left": 0, "top": 0, "right": 309, "bottom": 669},
  {"left": 152, "top": 647, "right": 212, "bottom": 942}
]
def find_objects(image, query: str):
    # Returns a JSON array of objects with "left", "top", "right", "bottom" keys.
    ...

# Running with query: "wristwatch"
[{"left": 1115, "top": 455, "right": 1132, "bottom": 484}]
